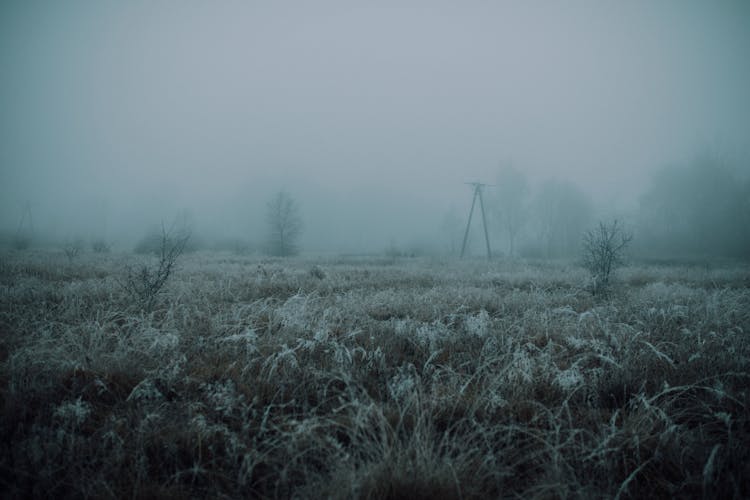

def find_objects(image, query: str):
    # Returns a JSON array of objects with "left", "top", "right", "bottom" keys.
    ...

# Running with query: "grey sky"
[{"left": 1, "top": 1, "right": 748, "bottom": 251}]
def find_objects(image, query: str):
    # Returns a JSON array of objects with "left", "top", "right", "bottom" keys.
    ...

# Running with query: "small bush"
[
  {"left": 120, "top": 225, "right": 190, "bottom": 310},
  {"left": 309, "top": 265, "right": 326, "bottom": 279},
  {"left": 582, "top": 219, "right": 633, "bottom": 295},
  {"left": 62, "top": 238, "right": 84, "bottom": 263},
  {"left": 91, "top": 239, "right": 111, "bottom": 253}
]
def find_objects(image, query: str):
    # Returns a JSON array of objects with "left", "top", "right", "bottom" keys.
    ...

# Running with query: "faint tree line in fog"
[
  {"left": 637, "top": 154, "right": 750, "bottom": 259},
  {"left": 494, "top": 166, "right": 529, "bottom": 257},
  {"left": 445, "top": 168, "right": 593, "bottom": 260},
  {"left": 453, "top": 171, "right": 592, "bottom": 259},
  {"left": 532, "top": 179, "right": 592, "bottom": 259},
  {"left": 3, "top": 155, "right": 747, "bottom": 262},
  {"left": 447, "top": 152, "right": 748, "bottom": 261}
]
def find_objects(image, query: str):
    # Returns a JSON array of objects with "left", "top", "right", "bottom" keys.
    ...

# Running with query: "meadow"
[{"left": 1, "top": 250, "right": 748, "bottom": 498}]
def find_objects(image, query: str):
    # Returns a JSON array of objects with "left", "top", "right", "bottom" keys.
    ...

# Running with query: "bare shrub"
[
  {"left": 582, "top": 219, "right": 633, "bottom": 295},
  {"left": 309, "top": 265, "right": 326, "bottom": 279},
  {"left": 63, "top": 238, "right": 84, "bottom": 263},
  {"left": 120, "top": 224, "right": 190, "bottom": 310},
  {"left": 91, "top": 239, "right": 111, "bottom": 253}
]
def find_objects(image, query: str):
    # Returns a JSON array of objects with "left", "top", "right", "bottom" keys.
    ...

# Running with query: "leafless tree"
[
  {"left": 582, "top": 219, "right": 633, "bottom": 295},
  {"left": 120, "top": 223, "right": 190, "bottom": 311},
  {"left": 266, "top": 191, "right": 303, "bottom": 257},
  {"left": 494, "top": 165, "right": 529, "bottom": 257}
]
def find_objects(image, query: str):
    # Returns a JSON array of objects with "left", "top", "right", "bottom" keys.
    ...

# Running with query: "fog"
[{"left": 1, "top": 1, "right": 749, "bottom": 256}]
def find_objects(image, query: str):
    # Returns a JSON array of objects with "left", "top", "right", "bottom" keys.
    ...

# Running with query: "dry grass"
[{"left": 1, "top": 250, "right": 748, "bottom": 498}]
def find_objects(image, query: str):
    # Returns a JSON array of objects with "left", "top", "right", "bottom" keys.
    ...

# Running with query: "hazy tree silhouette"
[
  {"left": 534, "top": 180, "right": 592, "bottom": 258},
  {"left": 582, "top": 219, "right": 632, "bottom": 295},
  {"left": 495, "top": 165, "right": 529, "bottom": 257},
  {"left": 638, "top": 154, "right": 750, "bottom": 258},
  {"left": 441, "top": 206, "right": 463, "bottom": 256},
  {"left": 266, "top": 191, "right": 303, "bottom": 256}
]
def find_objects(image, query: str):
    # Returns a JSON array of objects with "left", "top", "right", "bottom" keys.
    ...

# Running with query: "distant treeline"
[
  {"left": 446, "top": 154, "right": 749, "bottom": 262},
  {"left": 635, "top": 155, "right": 749, "bottom": 260},
  {"left": 4, "top": 155, "right": 748, "bottom": 262}
]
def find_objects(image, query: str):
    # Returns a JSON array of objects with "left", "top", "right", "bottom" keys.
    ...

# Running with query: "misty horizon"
[{"left": 1, "top": 1, "right": 749, "bottom": 255}]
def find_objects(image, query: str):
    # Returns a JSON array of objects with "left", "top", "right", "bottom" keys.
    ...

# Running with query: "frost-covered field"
[{"left": 1, "top": 251, "right": 749, "bottom": 498}]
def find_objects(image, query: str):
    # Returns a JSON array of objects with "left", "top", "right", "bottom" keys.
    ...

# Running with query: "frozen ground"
[{"left": 1, "top": 250, "right": 749, "bottom": 498}]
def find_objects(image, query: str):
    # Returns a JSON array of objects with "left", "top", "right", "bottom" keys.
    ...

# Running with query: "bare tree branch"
[
  {"left": 266, "top": 191, "right": 303, "bottom": 257},
  {"left": 119, "top": 223, "right": 190, "bottom": 311},
  {"left": 582, "top": 219, "right": 633, "bottom": 296}
]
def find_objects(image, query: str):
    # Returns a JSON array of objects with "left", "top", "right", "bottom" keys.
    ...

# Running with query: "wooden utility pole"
[{"left": 460, "top": 182, "right": 492, "bottom": 259}]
